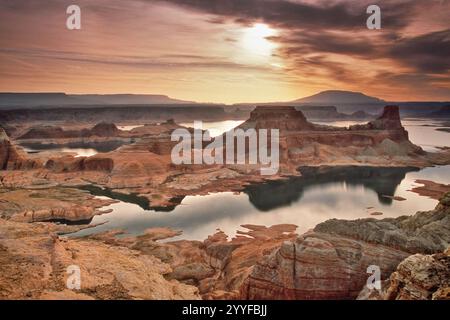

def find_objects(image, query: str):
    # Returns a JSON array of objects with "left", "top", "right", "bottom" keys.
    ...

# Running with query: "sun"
[{"left": 242, "top": 23, "right": 277, "bottom": 57}]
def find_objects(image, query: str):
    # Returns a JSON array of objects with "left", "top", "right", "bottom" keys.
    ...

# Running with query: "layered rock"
[
  {"left": 0, "top": 219, "right": 200, "bottom": 300},
  {"left": 314, "top": 191, "right": 450, "bottom": 254},
  {"left": 0, "top": 126, "right": 40, "bottom": 170},
  {"left": 241, "top": 106, "right": 316, "bottom": 131},
  {"left": 410, "top": 179, "right": 450, "bottom": 200},
  {"left": 18, "top": 122, "right": 122, "bottom": 140},
  {"left": 241, "top": 192, "right": 450, "bottom": 300},
  {"left": 83, "top": 224, "right": 298, "bottom": 299},
  {"left": 231, "top": 105, "right": 426, "bottom": 167},
  {"left": 384, "top": 249, "right": 449, "bottom": 300},
  {"left": 0, "top": 187, "right": 116, "bottom": 222},
  {"left": 45, "top": 156, "right": 114, "bottom": 173},
  {"left": 241, "top": 232, "right": 409, "bottom": 300}
]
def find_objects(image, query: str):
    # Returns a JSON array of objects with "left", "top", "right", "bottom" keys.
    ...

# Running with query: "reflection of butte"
[{"left": 244, "top": 166, "right": 420, "bottom": 211}]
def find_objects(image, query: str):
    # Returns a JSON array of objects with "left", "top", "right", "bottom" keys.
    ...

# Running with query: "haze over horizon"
[{"left": 1, "top": 0, "right": 449, "bottom": 103}]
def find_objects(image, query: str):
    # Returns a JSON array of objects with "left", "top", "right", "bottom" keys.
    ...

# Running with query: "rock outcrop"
[
  {"left": 384, "top": 249, "right": 449, "bottom": 300},
  {"left": 0, "top": 187, "right": 116, "bottom": 222},
  {"left": 19, "top": 122, "right": 122, "bottom": 140},
  {"left": 0, "top": 219, "right": 200, "bottom": 300},
  {"left": 241, "top": 192, "right": 450, "bottom": 300},
  {"left": 45, "top": 156, "right": 114, "bottom": 173},
  {"left": 0, "top": 126, "right": 39, "bottom": 170},
  {"left": 232, "top": 105, "right": 426, "bottom": 167},
  {"left": 241, "top": 232, "right": 409, "bottom": 300},
  {"left": 241, "top": 106, "right": 316, "bottom": 131},
  {"left": 410, "top": 179, "right": 450, "bottom": 200},
  {"left": 83, "top": 224, "right": 298, "bottom": 300}
]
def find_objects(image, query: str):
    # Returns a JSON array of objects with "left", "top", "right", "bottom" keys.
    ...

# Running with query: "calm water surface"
[
  {"left": 28, "top": 118, "right": 449, "bottom": 240},
  {"left": 70, "top": 165, "right": 450, "bottom": 240}
]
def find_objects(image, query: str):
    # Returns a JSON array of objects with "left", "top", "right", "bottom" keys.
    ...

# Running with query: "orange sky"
[{"left": 0, "top": 0, "right": 449, "bottom": 103}]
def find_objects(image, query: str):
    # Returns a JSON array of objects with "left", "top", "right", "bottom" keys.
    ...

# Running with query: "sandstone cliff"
[
  {"left": 18, "top": 122, "right": 122, "bottom": 140},
  {"left": 0, "top": 126, "right": 39, "bottom": 170},
  {"left": 241, "top": 192, "right": 450, "bottom": 300},
  {"left": 232, "top": 105, "right": 426, "bottom": 167}
]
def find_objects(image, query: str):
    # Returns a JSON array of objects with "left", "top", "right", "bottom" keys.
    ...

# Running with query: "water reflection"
[
  {"left": 69, "top": 165, "right": 450, "bottom": 240},
  {"left": 20, "top": 140, "right": 126, "bottom": 157},
  {"left": 180, "top": 120, "right": 244, "bottom": 137},
  {"left": 244, "top": 166, "right": 419, "bottom": 211}
]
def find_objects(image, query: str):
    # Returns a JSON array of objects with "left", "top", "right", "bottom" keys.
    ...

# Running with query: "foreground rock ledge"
[{"left": 0, "top": 220, "right": 200, "bottom": 300}]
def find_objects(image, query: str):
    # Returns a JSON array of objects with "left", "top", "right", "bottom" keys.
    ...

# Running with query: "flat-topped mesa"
[
  {"left": 89, "top": 122, "right": 121, "bottom": 137},
  {"left": 19, "top": 122, "right": 122, "bottom": 140},
  {"left": 242, "top": 106, "right": 315, "bottom": 131}
]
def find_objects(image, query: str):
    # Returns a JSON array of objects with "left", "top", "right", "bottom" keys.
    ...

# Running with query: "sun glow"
[{"left": 242, "top": 23, "right": 277, "bottom": 57}]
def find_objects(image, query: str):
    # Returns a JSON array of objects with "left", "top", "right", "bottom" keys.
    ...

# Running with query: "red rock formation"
[
  {"left": 240, "top": 232, "right": 409, "bottom": 300},
  {"left": 240, "top": 192, "right": 450, "bottom": 300},
  {"left": 349, "top": 105, "right": 409, "bottom": 140},
  {"left": 0, "top": 127, "right": 9, "bottom": 169},
  {"left": 1, "top": 126, "right": 40, "bottom": 170},
  {"left": 45, "top": 156, "right": 113, "bottom": 172},
  {"left": 385, "top": 249, "right": 449, "bottom": 300},
  {"left": 88, "top": 122, "right": 121, "bottom": 137},
  {"left": 230, "top": 105, "right": 423, "bottom": 166},
  {"left": 242, "top": 106, "right": 316, "bottom": 131},
  {"left": 18, "top": 122, "right": 122, "bottom": 140},
  {"left": 0, "top": 218, "right": 200, "bottom": 300}
]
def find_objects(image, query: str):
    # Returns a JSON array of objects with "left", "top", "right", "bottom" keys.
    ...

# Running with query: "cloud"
[
  {"left": 0, "top": 48, "right": 271, "bottom": 71},
  {"left": 1, "top": 0, "right": 449, "bottom": 100},
  {"left": 272, "top": 31, "right": 376, "bottom": 57},
  {"left": 157, "top": 0, "right": 415, "bottom": 30},
  {"left": 389, "top": 29, "right": 450, "bottom": 73}
]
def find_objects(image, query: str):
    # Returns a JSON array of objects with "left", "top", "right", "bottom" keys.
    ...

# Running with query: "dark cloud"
[
  {"left": 389, "top": 29, "right": 450, "bottom": 73},
  {"left": 1, "top": 0, "right": 449, "bottom": 100},
  {"left": 272, "top": 31, "right": 376, "bottom": 57},
  {"left": 159, "top": 0, "right": 450, "bottom": 82},
  {"left": 158, "top": 0, "right": 415, "bottom": 30}
]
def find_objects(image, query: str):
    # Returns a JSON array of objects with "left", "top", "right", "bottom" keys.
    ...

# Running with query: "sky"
[{"left": 0, "top": 0, "right": 449, "bottom": 103}]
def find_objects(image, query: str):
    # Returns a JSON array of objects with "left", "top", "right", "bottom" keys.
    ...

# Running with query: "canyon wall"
[{"left": 241, "top": 192, "right": 450, "bottom": 300}]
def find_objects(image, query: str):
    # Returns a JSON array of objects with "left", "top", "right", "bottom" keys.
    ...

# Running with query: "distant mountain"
[
  {"left": 0, "top": 93, "right": 194, "bottom": 107},
  {"left": 71, "top": 94, "right": 194, "bottom": 105},
  {"left": 292, "top": 90, "right": 385, "bottom": 105}
]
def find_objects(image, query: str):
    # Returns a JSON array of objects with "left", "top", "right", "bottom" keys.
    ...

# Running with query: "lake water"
[
  {"left": 70, "top": 165, "right": 450, "bottom": 240},
  {"left": 22, "top": 118, "right": 450, "bottom": 156},
  {"left": 65, "top": 117, "right": 450, "bottom": 240},
  {"left": 118, "top": 125, "right": 144, "bottom": 131},
  {"left": 20, "top": 140, "right": 127, "bottom": 157},
  {"left": 180, "top": 120, "right": 245, "bottom": 137}
]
